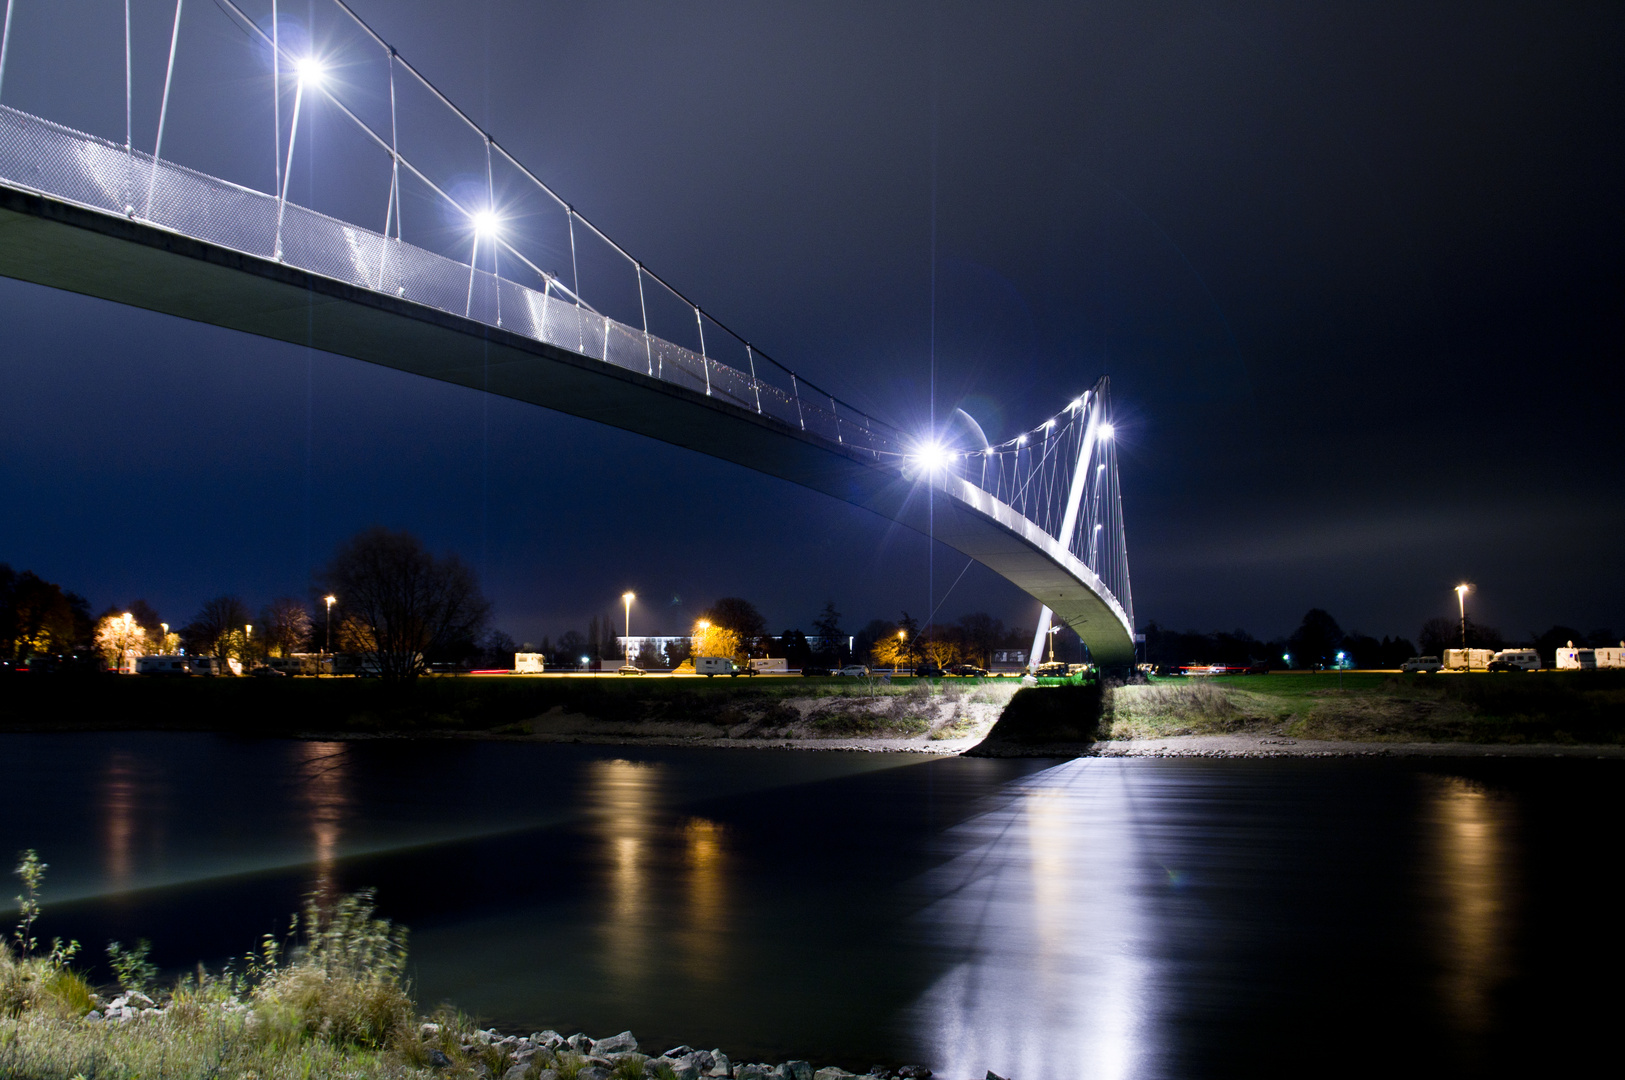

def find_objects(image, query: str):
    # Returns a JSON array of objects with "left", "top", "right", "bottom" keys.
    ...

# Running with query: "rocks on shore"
[
  {"left": 79, "top": 1000, "right": 950, "bottom": 1079},
  {"left": 454, "top": 1028, "right": 935, "bottom": 1080}
]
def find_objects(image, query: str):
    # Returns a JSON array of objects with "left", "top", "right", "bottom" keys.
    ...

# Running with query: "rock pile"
[{"left": 464, "top": 1028, "right": 936, "bottom": 1080}]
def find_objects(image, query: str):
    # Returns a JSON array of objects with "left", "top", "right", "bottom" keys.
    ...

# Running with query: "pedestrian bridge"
[{"left": 0, "top": 0, "right": 1134, "bottom": 665}]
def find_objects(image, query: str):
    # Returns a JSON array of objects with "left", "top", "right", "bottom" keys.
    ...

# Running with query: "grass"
[
  {"left": 1101, "top": 670, "right": 1625, "bottom": 743},
  {"left": 0, "top": 670, "right": 1019, "bottom": 738},
  {"left": 0, "top": 876, "right": 536, "bottom": 1080}
]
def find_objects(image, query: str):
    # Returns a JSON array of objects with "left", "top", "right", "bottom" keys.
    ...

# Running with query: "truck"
[
  {"left": 695, "top": 656, "right": 754, "bottom": 677},
  {"left": 1443, "top": 648, "right": 1495, "bottom": 671}
]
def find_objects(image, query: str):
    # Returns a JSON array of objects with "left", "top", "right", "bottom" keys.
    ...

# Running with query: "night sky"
[{"left": 2, "top": 0, "right": 1620, "bottom": 646}]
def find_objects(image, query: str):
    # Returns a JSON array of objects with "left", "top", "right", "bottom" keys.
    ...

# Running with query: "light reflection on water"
[
  {"left": 98, "top": 751, "right": 163, "bottom": 889},
  {"left": 1426, "top": 775, "right": 1513, "bottom": 1037},
  {"left": 295, "top": 741, "right": 351, "bottom": 898},
  {"left": 679, "top": 817, "right": 729, "bottom": 985},
  {"left": 907, "top": 759, "right": 1153, "bottom": 1080},
  {"left": 587, "top": 758, "right": 662, "bottom": 987}
]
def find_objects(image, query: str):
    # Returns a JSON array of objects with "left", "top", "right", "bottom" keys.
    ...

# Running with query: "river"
[{"left": 1, "top": 733, "right": 1616, "bottom": 1078}]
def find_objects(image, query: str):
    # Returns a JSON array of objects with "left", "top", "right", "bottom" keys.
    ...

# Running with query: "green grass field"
[{"left": 1103, "top": 670, "right": 1625, "bottom": 743}]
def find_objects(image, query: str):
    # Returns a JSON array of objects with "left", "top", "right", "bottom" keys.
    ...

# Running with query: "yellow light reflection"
[
  {"left": 100, "top": 752, "right": 139, "bottom": 888},
  {"left": 1426, "top": 775, "right": 1513, "bottom": 1035},
  {"left": 678, "top": 817, "right": 729, "bottom": 983},
  {"left": 297, "top": 741, "right": 350, "bottom": 898},
  {"left": 587, "top": 758, "right": 662, "bottom": 985}
]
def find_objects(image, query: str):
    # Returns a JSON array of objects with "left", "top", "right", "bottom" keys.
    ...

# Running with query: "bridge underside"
[{"left": 0, "top": 186, "right": 1134, "bottom": 666}]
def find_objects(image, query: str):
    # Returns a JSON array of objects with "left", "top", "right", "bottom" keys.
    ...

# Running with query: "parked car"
[
  {"left": 1032, "top": 661, "right": 1070, "bottom": 678},
  {"left": 1244, "top": 662, "right": 1270, "bottom": 675},
  {"left": 837, "top": 664, "right": 870, "bottom": 677},
  {"left": 913, "top": 663, "right": 947, "bottom": 678},
  {"left": 801, "top": 665, "right": 832, "bottom": 677},
  {"left": 945, "top": 664, "right": 990, "bottom": 677},
  {"left": 248, "top": 665, "right": 288, "bottom": 678},
  {"left": 1486, "top": 660, "right": 1526, "bottom": 673},
  {"left": 1400, "top": 656, "right": 1443, "bottom": 673},
  {"left": 617, "top": 665, "right": 645, "bottom": 676}
]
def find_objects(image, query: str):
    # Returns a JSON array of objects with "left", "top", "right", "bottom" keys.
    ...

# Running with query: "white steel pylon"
[{"left": 1029, "top": 376, "right": 1108, "bottom": 669}]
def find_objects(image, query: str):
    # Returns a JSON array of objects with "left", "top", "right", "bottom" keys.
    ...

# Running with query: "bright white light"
[
  {"left": 294, "top": 56, "right": 326, "bottom": 87},
  {"left": 1094, "top": 523, "right": 1103, "bottom": 531},
  {"left": 471, "top": 209, "right": 501, "bottom": 238},
  {"left": 1017, "top": 435, "right": 1028, "bottom": 446},
  {"left": 910, "top": 440, "right": 952, "bottom": 473},
  {"left": 1099, "top": 423, "right": 1115, "bottom": 439},
  {"left": 1070, "top": 397, "right": 1083, "bottom": 410},
  {"left": 1044, "top": 419, "right": 1056, "bottom": 429}
]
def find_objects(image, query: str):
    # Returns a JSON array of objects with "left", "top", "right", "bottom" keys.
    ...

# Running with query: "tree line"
[
  {"left": 1143, "top": 608, "right": 1621, "bottom": 670},
  {"left": 1, "top": 527, "right": 495, "bottom": 678}
]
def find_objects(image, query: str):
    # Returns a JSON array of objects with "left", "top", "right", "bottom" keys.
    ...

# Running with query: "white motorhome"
[
  {"left": 1443, "top": 648, "right": 1495, "bottom": 671},
  {"left": 694, "top": 656, "right": 753, "bottom": 677},
  {"left": 749, "top": 657, "right": 788, "bottom": 674},
  {"left": 1491, "top": 649, "right": 1540, "bottom": 671},
  {"left": 1556, "top": 642, "right": 1625, "bottom": 670},
  {"left": 514, "top": 652, "right": 546, "bottom": 674},
  {"left": 136, "top": 655, "right": 194, "bottom": 676}
]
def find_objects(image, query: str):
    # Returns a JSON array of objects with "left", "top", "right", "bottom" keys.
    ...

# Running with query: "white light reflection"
[{"left": 906, "top": 759, "right": 1156, "bottom": 1080}]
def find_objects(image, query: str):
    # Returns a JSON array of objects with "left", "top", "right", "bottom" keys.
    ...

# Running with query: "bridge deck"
[{"left": 0, "top": 182, "right": 1134, "bottom": 666}]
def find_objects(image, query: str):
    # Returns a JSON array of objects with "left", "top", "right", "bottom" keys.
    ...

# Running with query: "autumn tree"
[
  {"left": 319, "top": 527, "right": 491, "bottom": 680},
  {"left": 1, "top": 565, "right": 90, "bottom": 661},
  {"left": 870, "top": 633, "right": 909, "bottom": 673},
  {"left": 94, "top": 611, "right": 148, "bottom": 671},
  {"left": 923, "top": 638, "right": 961, "bottom": 668},
  {"left": 692, "top": 621, "right": 741, "bottom": 660}
]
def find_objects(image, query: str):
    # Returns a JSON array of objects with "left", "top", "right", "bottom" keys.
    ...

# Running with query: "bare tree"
[
  {"left": 182, "top": 595, "right": 251, "bottom": 668},
  {"left": 319, "top": 527, "right": 490, "bottom": 680},
  {"left": 259, "top": 597, "right": 313, "bottom": 658}
]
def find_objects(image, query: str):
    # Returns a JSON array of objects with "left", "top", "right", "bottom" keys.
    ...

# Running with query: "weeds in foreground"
[{"left": 1, "top": 850, "right": 459, "bottom": 1079}]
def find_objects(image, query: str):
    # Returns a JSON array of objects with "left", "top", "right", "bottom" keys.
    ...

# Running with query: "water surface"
[{"left": 2, "top": 733, "right": 1616, "bottom": 1078}]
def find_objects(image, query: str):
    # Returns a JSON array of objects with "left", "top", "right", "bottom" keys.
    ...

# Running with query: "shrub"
[{"left": 251, "top": 890, "right": 413, "bottom": 1048}]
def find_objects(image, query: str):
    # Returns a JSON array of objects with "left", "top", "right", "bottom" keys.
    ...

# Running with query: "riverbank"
[
  {"left": 2, "top": 670, "right": 1620, "bottom": 754},
  {"left": 1, "top": 888, "right": 933, "bottom": 1080}
]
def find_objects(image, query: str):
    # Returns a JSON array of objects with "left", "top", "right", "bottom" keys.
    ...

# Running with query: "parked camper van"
[
  {"left": 1556, "top": 642, "right": 1625, "bottom": 670},
  {"left": 514, "top": 652, "right": 546, "bottom": 674},
  {"left": 1443, "top": 648, "right": 1495, "bottom": 671},
  {"left": 136, "top": 655, "right": 194, "bottom": 676},
  {"left": 1489, "top": 649, "right": 1540, "bottom": 672},
  {"left": 694, "top": 656, "right": 754, "bottom": 677}
]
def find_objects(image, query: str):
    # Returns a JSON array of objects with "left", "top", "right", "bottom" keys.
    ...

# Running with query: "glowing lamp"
[
  {"left": 294, "top": 56, "right": 326, "bottom": 87},
  {"left": 471, "top": 209, "right": 501, "bottom": 238},
  {"left": 1099, "top": 423, "right": 1115, "bottom": 439},
  {"left": 910, "top": 440, "right": 952, "bottom": 473}
]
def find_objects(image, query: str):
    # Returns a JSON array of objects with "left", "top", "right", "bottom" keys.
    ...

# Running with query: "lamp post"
[
  {"left": 323, "top": 594, "right": 336, "bottom": 669},
  {"left": 896, "top": 629, "right": 906, "bottom": 675},
  {"left": 119, "top": 611, "right": 133, "bottom": 673},
  {"left": 622, "top": 592, "right": 635, "bottom": 667},
  {"left": 1047, "top": 624, "right": 1061, "bottom": 665},
  {"left": 1455, "top": 584, "right": 1471, "bottom": 650}
]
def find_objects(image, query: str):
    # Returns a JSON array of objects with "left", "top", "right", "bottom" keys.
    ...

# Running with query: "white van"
[{"left": 1400, "top": 656, "right": 1443, "bottom": 673}]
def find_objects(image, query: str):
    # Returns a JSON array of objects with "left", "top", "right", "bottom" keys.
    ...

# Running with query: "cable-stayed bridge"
[{"left": 0, "top": 0, "right": 1135, "bottom": 665}]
